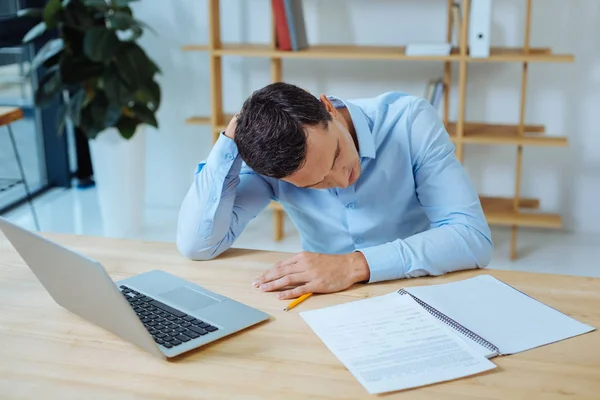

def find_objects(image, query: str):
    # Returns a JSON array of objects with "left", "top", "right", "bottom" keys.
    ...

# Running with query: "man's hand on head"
[
  {"left": 224, "top": 114, "right": 239, "bottom": 140},
  {"left": 253, "top": 251, "right": 370, "bottom": 300}
]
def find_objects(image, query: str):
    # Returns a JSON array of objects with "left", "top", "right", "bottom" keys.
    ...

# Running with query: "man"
[{"left": 177, "top": 82, "right": 493, "bottom": 300}]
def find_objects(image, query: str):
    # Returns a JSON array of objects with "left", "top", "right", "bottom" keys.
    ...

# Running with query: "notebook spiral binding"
[{"left": 398, "top": 289, "right": 500, "bottom": 355}]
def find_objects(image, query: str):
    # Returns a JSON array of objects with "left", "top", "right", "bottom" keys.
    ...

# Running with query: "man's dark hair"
[{"left": 234, "top": 82, "right": 332, "bottom": 179}]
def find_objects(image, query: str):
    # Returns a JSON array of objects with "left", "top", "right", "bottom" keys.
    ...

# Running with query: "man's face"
[{"left": 282, "top": 98, "right": 361, "bottom": 189}]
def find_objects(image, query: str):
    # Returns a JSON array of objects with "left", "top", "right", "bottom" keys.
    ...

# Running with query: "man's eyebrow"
[{"left": 301, "top": 139, "right": 340, "bottom": 188}]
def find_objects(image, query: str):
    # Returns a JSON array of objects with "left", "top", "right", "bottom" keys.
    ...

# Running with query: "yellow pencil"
[{"left": 283, "top": 293, "right": 313, "bottom": 311}]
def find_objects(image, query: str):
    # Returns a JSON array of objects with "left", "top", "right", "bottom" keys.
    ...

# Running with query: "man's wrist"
[
  {"left": 223, "top": 130, "right": 235, "bottom": 140},
  {"left": 347, "top": 251, "right": 370, "bottom": 283}
]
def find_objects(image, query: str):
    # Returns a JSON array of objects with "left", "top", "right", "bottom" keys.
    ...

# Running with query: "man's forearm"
[
  {"left": 176, "top": 133, "right": 243, "bottom": 260},
  {"left": 177, "top": 132, "right": 275, "bottom": 261},
  {"left": 358, "top": 223, "right": 493, "bottom": 283}
]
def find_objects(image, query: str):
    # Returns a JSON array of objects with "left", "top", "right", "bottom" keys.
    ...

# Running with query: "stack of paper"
[
  {"left": 300, "top": 275, "right": 595, "bottom": 395},
  {"left": 300, "top": 293, "right": 496, "bottom": 394}
]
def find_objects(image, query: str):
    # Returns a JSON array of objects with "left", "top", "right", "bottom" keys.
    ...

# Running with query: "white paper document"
[
  {"left": 300, "top": 293, "right": 496, "bottom": 394},
  {"left": 404, "top": 275, "right": 596, "bottom": 355}
]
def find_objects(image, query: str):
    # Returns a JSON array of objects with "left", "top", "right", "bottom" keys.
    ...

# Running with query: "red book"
[{"left": 272, "top": 0, "right": 291, "bottom": 51}]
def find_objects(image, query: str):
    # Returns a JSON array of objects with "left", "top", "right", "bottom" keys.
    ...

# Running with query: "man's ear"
[{"left": 319, "top": 94, "right": 337, "bottom": 116}]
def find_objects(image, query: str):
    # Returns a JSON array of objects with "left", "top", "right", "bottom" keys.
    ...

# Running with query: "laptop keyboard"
[{"left": 119, "top": 285, "right": 218, "bottom": 349}]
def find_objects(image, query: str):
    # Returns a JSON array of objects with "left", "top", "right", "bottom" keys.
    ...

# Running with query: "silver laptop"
[{"left": 0, "top": 216, "right": 270, "bottom": 359}]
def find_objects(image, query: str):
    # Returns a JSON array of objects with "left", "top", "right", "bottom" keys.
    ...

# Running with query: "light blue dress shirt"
[{"left": 176, "top": 91, "right": 493, "bottom": 283}]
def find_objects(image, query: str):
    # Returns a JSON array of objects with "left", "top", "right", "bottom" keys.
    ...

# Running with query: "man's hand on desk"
[{"left": 253, "top": 251, "right": 370, "bottom": 300}]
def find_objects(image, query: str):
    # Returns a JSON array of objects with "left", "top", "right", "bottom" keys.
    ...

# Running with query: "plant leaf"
[
  {"left": 43, "top": 49, "right": 63, "bottom": 68},
  {"left": 80, "top": 90, "right": 121, "bottom": 138},
  {"left": 56, "top": 88, "right": 85, "bottom": 136},
  {"left": 115, "top": 115, "right": 138, "bottom": 139},
  {"left": 89, "top": 90, "right": 107, "bottom": 122},
  {"left": 17, "top": 8, "right": 44, "bottom": 18},
  {"left": 43, "top": 0, "right": 63, "bottom": 29},
  {"left": 130, "top": 103, "right": 157, "bottom": 128},
  {"left": 113, "top": 42, "right": 155, "bottom": 90},
  {"left": 148, "top": 55, "right": 161, "bottom": 74},
  {"left": 67, "top": 88, "right": 86, "bottom": 127},
  {"left": 83, "top": 0, "right": 108, "bottom": 7},
  {"left": 132, "top": 18, "right": 157, "bottom": 36},
  {"left": 104, "top": 65, "right": 134, "bottom": 106},
  {"left": 35, "top": 65, "right": 63, "bottom": 107},
  {"left": 119, "top": 6, "right": 133, "bottom": 16},
  {"left": 84, "top": 28, "right": 120, "bottom": 62},
  {"left": 23, "top": 21, "right": 47, "bottom": 43},
  {"left": 107, "top": 10, "right": 134, "bottom": 30},
  {"left": 91, "top": 91, "right": 122, "bottom": 127},
  {"left": 31, "top": 38, "right": 64, "bottom": 71},
  {"left": 114, "top": 0, "right": 140, "bottom": 6},
  {"left": 59, "top": 56, "right": 104, "bottom": 84},
  {"left": 80, "top": 104, "right": 100, "bottom": 138},
  {"left": 105, "top": 103, "right": 123, "bottom": 127},
  {"left": 62, "top": 0, "right": 97, "bottom": 30},
  {"left": 133, "top": 79, "right": 160, "bottom": 111},
  {"left": 122, "top": 24, "right": 143, "bottom": 42}
]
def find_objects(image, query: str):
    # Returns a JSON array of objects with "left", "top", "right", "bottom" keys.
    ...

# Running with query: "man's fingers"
[
  {"left": 278, "top": 284, "right": 312, "bottom": 300},
  {"left": 274, "top": 253, "right": 303, "bottom": 269},
  {"left": 253, "top": 255, "right": 301, "bottom": 287},
  {"left": 258, "top": 273, "right": 308, "bottom": 292},
  {"left": 254, "top": 263, "right": 297, "bottom": 287}
]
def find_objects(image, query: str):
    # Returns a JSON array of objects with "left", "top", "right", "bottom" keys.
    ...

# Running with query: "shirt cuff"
[
  {"left": 357, "top": 241, "right": 407, "bottom": 283},
  {"left": 198, "top": 131, "right": 242, "bottom": 178}
]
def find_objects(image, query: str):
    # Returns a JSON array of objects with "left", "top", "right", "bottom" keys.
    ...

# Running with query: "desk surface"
[
  {"left": 1, "top": 232, "right": 599, "bottom": 399},
  {"left": 0, "top": 106, "right": 23, "bottom": 126}
]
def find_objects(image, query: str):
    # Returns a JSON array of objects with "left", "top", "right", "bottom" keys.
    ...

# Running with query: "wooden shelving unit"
[{"left": 183, "top": 0, "right": 573, "bottom": 259}]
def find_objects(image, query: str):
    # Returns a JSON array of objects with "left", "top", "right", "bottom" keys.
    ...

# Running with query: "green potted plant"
[{"left": 20, "top": 0, "right": 161, "bottom": 238}]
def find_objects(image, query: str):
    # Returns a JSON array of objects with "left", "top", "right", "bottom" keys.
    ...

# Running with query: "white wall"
[{"left": 131, "top": 0, "right": 600, "bottom": 234}]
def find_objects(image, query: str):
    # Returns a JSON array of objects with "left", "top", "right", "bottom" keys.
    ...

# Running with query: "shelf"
[
  {"left": 448, "top": 122, "right": 567, "bottom": 147},
  {"left": 480, "top": 196, "right": 539, "bottom": 210},
  {"left": 182, "top": 44, "right": 573, "bottom": 63},
  {"left": 480, "top": 196, "right": 562, "bottom": 228},
  {"left": 471, "top": 47, "right": 574, "bottom": 63},
  {"left": 184, "top": 44, "right": 461, "bottom": 61},
  {"left": 186, "top": 114, "right": 233, "bottom": 132},
  {"left": 485, "top": 210, "right": 562, "bottom": 229},
  {"left": 269, "top": 196, "right": 558, "bottom": 228},
  {"left": 181, "top": 44, "right": 210, "bottom": 52},
  {"left": 187, "top": 117, "right": 568, "bottom": 147},
  {"left": 185, "top": 116, "right": 211, "bottom": 125},
  {"left": 218, "top": 44, "right": 464, "bottom": 61}
]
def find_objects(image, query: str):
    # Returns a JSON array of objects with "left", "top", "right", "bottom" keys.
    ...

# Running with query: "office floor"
[{"left": 4, "top": 186, "right": 600, "bottom": 278}]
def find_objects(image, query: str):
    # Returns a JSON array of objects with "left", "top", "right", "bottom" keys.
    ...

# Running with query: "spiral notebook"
[
  {"left": 399, "top": 274, "right": 595, "bottom": 358},
  {"left": 300, "top": 274, "right": 595, "bottom": 393}
]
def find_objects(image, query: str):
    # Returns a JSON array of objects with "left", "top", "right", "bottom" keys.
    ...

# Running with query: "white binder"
[{"left": 468, "top": 0, "right": 492, "bottom": 58}]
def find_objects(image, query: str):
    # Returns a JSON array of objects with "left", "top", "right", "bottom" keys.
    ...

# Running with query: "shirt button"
[
  {"left": 355, "top": 236, "right": 363, "bottom": 244},
  {"left": 212, "top": 196, "right": 218, "bottom": 202},
  {"left": 347, "top": 202, "right": 355, "bottom": 209},
  {"left": 225, "top": 153, "right": 234, "bottom": 160}
]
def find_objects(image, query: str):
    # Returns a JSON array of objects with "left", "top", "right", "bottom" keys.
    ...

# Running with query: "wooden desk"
[{"left": 1, "top": 232, "right": 599, "bottom": 399}]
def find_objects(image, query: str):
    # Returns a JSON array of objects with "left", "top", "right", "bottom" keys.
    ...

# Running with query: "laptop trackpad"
[{"left": 159, "top": 286, "right": 220, "bottom": 311}]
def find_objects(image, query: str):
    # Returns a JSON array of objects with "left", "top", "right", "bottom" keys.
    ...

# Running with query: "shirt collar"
[{"left": 327, "top": 95, "right": 376, "bottom": 160}]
